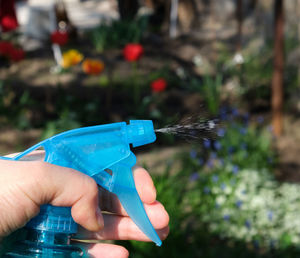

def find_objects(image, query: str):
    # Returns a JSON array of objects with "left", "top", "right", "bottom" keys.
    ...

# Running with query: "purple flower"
[
  {"left": 268, "top": 211, "right": 273, "bottom": 221},
  {"left": 232, "top": 165, "right": 239, "bottom": 174},
  {"left": 203, "top": 139, "right": 211, "bottom": 148},
  {"left": 204, "top": 186, "right": 210, "bottom": 194},
  {"left": 189, "top": 172, "right": 199, "bottom": 181},
  {"left": 231, "top": 108, "right": 239, "bottom": 117},
  {"left": 190, "top": 149, "right": 197, "bottom": 159},
  {"left": 243, "top": 112, "right": 250, "bottom": 124},
  {"left": 228, "top": 146, "right": 234, "bottom": 154},
  {"left": 245, "top": 220, "right": 251, "bottom": 229},
  {"left": 221, "top": 183, "right": 226, "bottom": 190},
  {"left": 212, "top": 175, "right": 219, "bottom": 182},
  {"left": 219, "top": 107, "right": 228, "bottom": 121},
  {"left": 210, "top": 152, "right": 217, "bottom": 159},
  {"left": 217, "top": 128, "right": 226, "bottom": 137},
  {"left": 239, "top": 127, "right": 247, "bottom": 135},
  {"left": 219, "top": 158, "right": 225, "bottom": 166},
  {"left": 223, "top": 214, "right": 230, "bottom": 221},
  {"left": 257, "top": 116, "right": 264, "bottom": 124},
  {"left": 198, "top": 158, "right": 204, "bottom": 165},
  {"left": 214, "top": 141, "right": 222, "bottom": 150},
  {"left": 240, "top": 143, "right": 247, "bottom": 150},
  {"left": 206, "top": 159, "right": 214, "bottom": 169},
  {"left": 236, "top": 200, "right": 243, "bottom": 208}
]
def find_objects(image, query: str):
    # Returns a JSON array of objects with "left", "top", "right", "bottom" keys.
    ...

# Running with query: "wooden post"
[{"left": 271, "top": 0, "right": 284, "bottom": 136}]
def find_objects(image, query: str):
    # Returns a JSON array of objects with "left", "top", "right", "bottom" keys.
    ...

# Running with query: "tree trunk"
[
  {"left": 271, "top": 0, "right": 284, "bottom": 137},
  {"left": 117, "top": 0, "right": 139, "bottom": 20}
]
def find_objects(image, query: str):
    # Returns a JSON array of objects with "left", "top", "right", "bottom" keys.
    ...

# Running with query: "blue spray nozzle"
[
  {"left": 127, "top": 120, "right": 156, "bottom": 147},
  {"left": 2, "top": 120, "right": 162, "bottom": 246}
]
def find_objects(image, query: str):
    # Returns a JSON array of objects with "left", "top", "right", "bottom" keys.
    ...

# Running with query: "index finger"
[{"left": 99, "top": 166, "right": 157, "bottom": 215}]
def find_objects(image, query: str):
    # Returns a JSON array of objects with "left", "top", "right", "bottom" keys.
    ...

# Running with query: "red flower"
[
  {"left": 0, "top": 0, "right": 18, "bottom": 32},
  {"left": 123, "top": 43, "right": 144, "bottom": 62},
  {"left": 9, "top": 48, "right": 25, "bottom": 62},
  {"left": 51, "top": 30, "right": 69, "bottom": 46},
  {"left": 151, "top": 78, "right": 167, "bottom": 92},
  {"left": 0, "top": 41, "right": 14, "bottom": 56}
]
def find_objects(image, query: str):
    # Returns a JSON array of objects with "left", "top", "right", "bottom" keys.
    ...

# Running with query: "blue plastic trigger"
[{"left": 108, "top": 152, "right": 162, "bottom": 246}]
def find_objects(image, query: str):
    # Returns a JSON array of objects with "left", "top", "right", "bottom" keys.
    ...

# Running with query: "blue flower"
[
  {"left": 223, "top": 214, "right": 230, "bottom": 221},
  {"left": 217, "top": 128, "right": 226, "bottom": 137},
  {"left": 228, "top": 146, "right": 234, "bottom": 154},
  {"left": 204, "top": 186, "right": 210, "bottom": 194},
  {"left": 219, "top": 158, "right": 225, "bottom": 166},
  {"left": 257, "top": 116, "right": 264, "bottom": 124},
  {"left": 189, "top": 172, "right": 199, "bottom": 182},
  {"left": 236, "top": 200, "right": 243, "bottom": 208},
  {"left": 203, "top": 139, "right": 211, "bottom": 148},
  {"left": 206, "top": 159, "right": 214, "bottom": 169},
  {"left": 231, "top": 108, "right": 239, "bottom": 117},
  {"left": 212, "top": 175, "right": 219, "bottom": 182},
  {"left": 198, "top": 158, "right": 204, "bottom": 165},
  {"left": 221, "top": 183, "right": 226, "bottom": 190},
  {"left": 245, "top": 220, "right": 251, "bottom": 229},
  {"left": 210, "top": 152, "right": 217, "bottom": 159},
  {"left": 268, "top": 211, "right": 273, "bottom": 221},
  {"left": 213, "top": 141, "right": 222, "bottom": 150},
  {"left": 239, "top": 127, "right": 247, "bottom": 135},
  {"left": 219, "top": 107, "right": 228, "bottom": 121},
  {"left": 240, "top": 143, "right": 247, "bottom": 150},
  {"left": 241, "top": 189, "right": 247, "bottom": 195},
  {"left": 190, "top": 149, "right": 197, "bottom": 159},
  {"left": 232, "top": 165, "right": 239, "bottom": 174},
  {"left": 243, "top": 112, "right": 250, "bottom": 124}
]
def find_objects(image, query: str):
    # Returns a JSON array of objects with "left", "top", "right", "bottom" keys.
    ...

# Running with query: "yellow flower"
[
  {"left": 82, "top": 59, "right": 105, "bottom": 75},
  {"left": 61, "top": 49, "right": 83, "bottom": 68}
]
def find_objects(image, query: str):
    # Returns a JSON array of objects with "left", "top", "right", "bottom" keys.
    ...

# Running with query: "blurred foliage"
[
  {"left": 0, "top": 81, "right": 35, "bottom": 130},
  {"left": 188, "top": 74, "right": 222, "bottom": 115},
  {"left": 90, "top": 16, "right": 149, "bottom": 53},
  {"left": 215, "top": 37, "right": 299, "bottom": 110}
]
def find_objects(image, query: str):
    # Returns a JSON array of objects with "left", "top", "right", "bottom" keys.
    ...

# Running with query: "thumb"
[{"left": 0, "top": 160, "right": 103, "bottom": 237}]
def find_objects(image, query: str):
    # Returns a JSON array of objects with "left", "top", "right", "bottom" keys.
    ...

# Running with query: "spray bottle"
[{"left": 2, "top": 120, "right": 161, "bottom": 257}]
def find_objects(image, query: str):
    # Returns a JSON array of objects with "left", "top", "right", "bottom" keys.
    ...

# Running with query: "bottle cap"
[{"left": 26, "top": 205, "right": 77, "bottom": 234}]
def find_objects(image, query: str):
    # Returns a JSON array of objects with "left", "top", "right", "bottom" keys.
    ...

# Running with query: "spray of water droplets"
[{"left": 155, "top": 117, "right": 219, "bottom": 141}]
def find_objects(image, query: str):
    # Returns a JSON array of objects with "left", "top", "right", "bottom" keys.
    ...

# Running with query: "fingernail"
[{"left": 96, "top": 207, "right": 104, "bottom": 229}]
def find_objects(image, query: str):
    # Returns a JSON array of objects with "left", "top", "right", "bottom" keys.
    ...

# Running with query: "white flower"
[{"left": 233, "top": 52, "right": 244, "bottom": 65}]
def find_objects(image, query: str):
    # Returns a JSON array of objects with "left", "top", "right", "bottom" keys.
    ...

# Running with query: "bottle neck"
[{"left": 25, "top": 228, "right": 71, "bottom": 245}]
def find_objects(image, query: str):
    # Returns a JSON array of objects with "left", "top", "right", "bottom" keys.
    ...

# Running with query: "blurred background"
[{"left": 1, "top": 0, "right": 300, "bottom": 257}]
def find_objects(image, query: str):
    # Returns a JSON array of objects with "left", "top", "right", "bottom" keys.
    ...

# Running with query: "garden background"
[{"left": 1, "top": 0, "right": 300, "bottom": 257}]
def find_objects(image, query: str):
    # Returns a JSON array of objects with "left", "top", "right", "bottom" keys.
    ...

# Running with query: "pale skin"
[{"left": 0, "top": 152, "right": 169, "bottom": 257}]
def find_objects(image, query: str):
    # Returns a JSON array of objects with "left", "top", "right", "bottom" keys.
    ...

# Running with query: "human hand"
[{"left": 0, "top": 152, "right": 169, "bottom": 257}]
